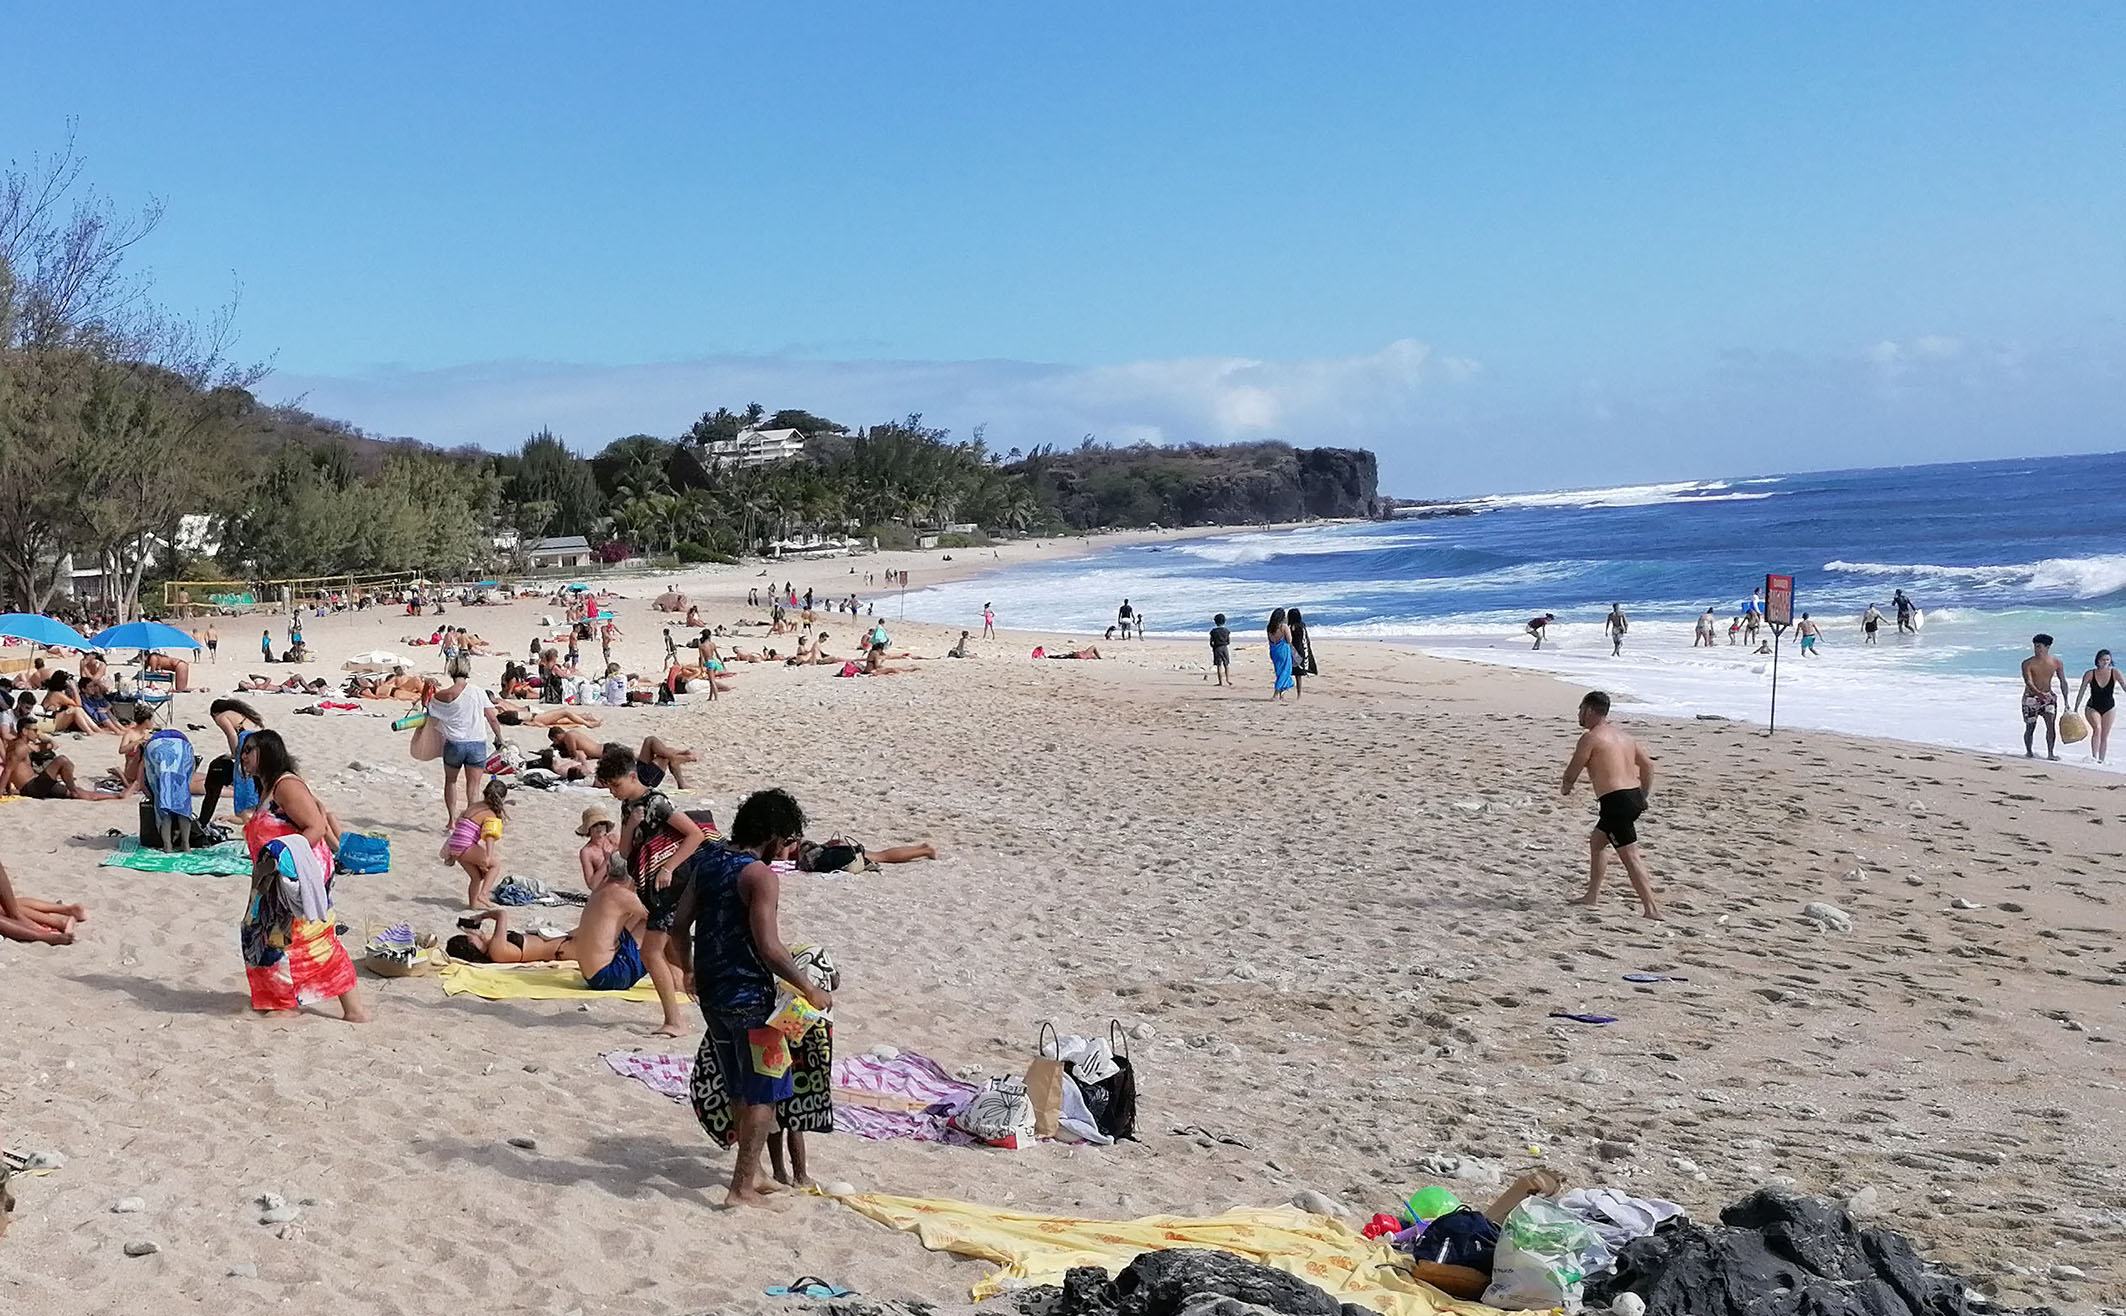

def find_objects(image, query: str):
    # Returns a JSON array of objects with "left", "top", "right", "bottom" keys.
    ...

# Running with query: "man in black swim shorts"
[{"left": 1560, "top": 690, "right": 1663, "bottom": 919}]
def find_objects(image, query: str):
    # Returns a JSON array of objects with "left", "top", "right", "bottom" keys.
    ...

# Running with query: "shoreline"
[{"left": 883, "top": 530, "right": 2126, "bottom": 786}]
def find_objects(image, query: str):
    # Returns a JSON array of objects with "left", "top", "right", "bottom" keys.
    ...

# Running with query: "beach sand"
[{"left": 4, "top": 543, "right": 2124, "bottom": 1315}]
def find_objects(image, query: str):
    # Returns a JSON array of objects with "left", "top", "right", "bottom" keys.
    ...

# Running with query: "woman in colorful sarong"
[{"left": 238, "top": 730, "right": 370, "bottom": 1022}]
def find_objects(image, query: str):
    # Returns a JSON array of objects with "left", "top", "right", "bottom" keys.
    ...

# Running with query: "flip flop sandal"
[{"left": 764, "top": 1277, "right": 857, "bottom": 1299}]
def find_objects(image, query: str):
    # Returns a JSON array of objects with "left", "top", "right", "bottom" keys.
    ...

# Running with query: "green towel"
[{"left": 100, "top": 840, "right": 253, "bottom": 875}]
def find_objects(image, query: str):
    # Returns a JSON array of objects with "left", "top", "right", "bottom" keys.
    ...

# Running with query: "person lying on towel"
[{"left": 444, "top": 880, "right": 649, "bottom": 991}]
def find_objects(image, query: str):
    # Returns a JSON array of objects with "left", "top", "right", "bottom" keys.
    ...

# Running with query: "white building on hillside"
[{"left": 702, "top": 428, "right": 807, "bottom": 468}]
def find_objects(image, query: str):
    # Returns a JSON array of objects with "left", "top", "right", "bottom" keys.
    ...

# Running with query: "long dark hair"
[
  {"left": 1267, "top": 607, "right": 1287, "bottom": 640},
  {"left": 210, "top": 697, "right": 264, "bottom": 727},
  {"left": 243, "top": 729, "right": 298, "bottom": 794},
  {"left": 1287, "top": 607, "right": 1309, "bottom": 640}
]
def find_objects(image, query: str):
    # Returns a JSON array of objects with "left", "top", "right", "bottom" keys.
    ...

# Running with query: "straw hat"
[{"left": 575, "top": 806, "right": 615, "bottom": 836}]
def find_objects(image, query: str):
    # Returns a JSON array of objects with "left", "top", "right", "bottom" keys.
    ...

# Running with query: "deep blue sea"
[{"left": 906, "top": 451, "right": 2126, "bottom": 765}]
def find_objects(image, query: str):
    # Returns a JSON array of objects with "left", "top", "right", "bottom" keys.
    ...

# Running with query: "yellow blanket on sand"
[
  {"left": 835, "top": 1194, "right": 1528, "bottom": 1316},
  {"left": 438, "top": 962, "right": 665, "bottom": 1002}
]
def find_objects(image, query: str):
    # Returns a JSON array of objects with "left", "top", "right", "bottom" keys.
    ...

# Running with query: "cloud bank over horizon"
[{"left": 269, "top": 323, "right": 2124, "bottom": 499}]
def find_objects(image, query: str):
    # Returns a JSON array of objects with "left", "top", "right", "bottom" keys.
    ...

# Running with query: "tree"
[
  {"left": 502, "top": 428, "right": 603, "bottom": 535},
  {"left": 0, "top": 130, "right": 166, "bottom": 609}
]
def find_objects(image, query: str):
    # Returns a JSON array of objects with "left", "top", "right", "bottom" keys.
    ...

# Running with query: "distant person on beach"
[
  {"left": 665, "top": 788, "right": 831, "bottom": 1209},
  {"left": 205, "top": 623, "right": 219, "bottom": 662},
  {"left": 1209, "top": 614, "right": 1232, "bottom": 686},
  {"left": 599, "top": 743, "right": 707, "bottom": 1038},
  {"left": 1693, "top": 608, "right": 1716, "bottom": 647},
  {"left": 1286, "top": 607, "right": 1316, "bottom": 695},
  {"left": 1894, "top": 590, "right": 1915, "bottom": 633},
  {"left": 1117, "top": 599, "right": 1134, "bottom": 640},
  {"left": 1796, "top": 613, "right": 1821, "bottom": 656},
  {"left": 2074, "top": 649, "right": 2118, "bottom": 764},
  {"left": 982, "top": 603, "right": 995, "bottom": 639},
  {"left": 1560, "top": 690, "right": 1662, "bottom": 920},
  {"left": 2023, "top": 634, "right": 2071, "bottom": 760},
  {"left": 1862, "top": 604, "right": 1883, "bottom": 645},
  {"left": 1728, "top": 616, "right": 1742, "bottom": 645},
  {"left": 1605, "top": 604, "right": 1628, "bottom": 655},
  {"left": 1526, "top": 613, "right": 1555, "bottom": 650},
  {"left": 1267, "top": 608, "right": 1295, "bottom": 700}
]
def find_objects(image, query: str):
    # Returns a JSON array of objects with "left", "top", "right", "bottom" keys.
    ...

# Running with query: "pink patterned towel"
[{"left": 601, "top": 1049, "right": 980, "bottom": 1143}]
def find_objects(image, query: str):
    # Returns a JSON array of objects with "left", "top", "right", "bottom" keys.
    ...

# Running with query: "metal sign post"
[{"left": 1764, "top": 572, "right": 1794, "bottom": 734}]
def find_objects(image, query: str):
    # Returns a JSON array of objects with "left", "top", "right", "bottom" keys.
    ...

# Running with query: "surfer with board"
[{"left": 1894, "top": 590, "right": 1917, "bottom": 634}]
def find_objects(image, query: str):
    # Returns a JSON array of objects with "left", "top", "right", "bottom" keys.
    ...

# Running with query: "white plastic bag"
[{"left": 1482, "top": 1197, "right": 1614, "bottom": 1313}]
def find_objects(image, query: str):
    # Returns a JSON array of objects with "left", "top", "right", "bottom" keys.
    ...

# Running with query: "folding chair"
[{"left": 132, "top": 669, "right": 177, "bottom": 725}]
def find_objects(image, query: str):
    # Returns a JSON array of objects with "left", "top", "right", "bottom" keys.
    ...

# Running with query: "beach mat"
[
  {"left": 834, "top": 1193, "right": 1528, "bottom": 1315},
  {"left": 602, "top": 1050, "right": 978, "bottom": 1143},
  {"left": 439, "top": 961, "right": 665, "bottom": 1002},
  {"left": 100, "top": 840, "right": 252, "bottom": 876}
]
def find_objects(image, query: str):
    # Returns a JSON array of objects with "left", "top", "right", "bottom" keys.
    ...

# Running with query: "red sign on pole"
[{"left": 1765, "top": 573, "right": 1794, "bottom": 630}]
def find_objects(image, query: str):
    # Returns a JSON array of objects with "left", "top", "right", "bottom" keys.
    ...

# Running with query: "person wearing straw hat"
[{"left": 577, "top": 806, "right": 622, "bottom": 891}]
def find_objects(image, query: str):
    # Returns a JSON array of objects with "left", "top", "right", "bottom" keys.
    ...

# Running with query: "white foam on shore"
[{"left": 1418, "top": 621, "right": 2124, "bottom": 772}]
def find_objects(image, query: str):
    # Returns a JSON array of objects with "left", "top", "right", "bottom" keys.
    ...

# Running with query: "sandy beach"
[{"left": 4, "top": 544, "right": 2125, "bottom": 1316}]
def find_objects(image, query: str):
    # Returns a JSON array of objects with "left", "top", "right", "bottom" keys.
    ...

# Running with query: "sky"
[{"left": 5, "top": 4, "right": 2122, "bottom": 495}]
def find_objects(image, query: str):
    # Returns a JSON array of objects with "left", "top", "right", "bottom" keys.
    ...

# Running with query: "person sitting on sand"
[
  {"left": 577, "top": 806, "right": 622, "bottom": 890},
  {"left": 495, "top": 700, "right": 602, "bottom": 728},
  {"left": 664, "top": 788, "right": 831, "bottom": 1208},
  {"left": 1560, "top": 690, "right": 1662, "bottom": 919},
  {"left": 445, "top": 886, "right": 651, "bottom": 991},
  {"left": 946, "top": 631, "right": 976, "bottom": 659},
  {"left": 860, "top": 648, "right": 914, "bottom": 676},
  {"left": 8, "top": 739, "right": 124, "bottom": 800},
  {"left": 40, "top": 676, "right": 111, "bottom": 736},
  {"left": 0, "top": 857, "right": 86, "bottom": 945},
  {"left": 443, "top": 778, "right": 512, "bottom": 909}
]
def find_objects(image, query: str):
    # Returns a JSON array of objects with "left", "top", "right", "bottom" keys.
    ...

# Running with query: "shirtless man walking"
[
  {"left": 2022, "top": 633, "right": 2072, "bottom": 761},
  {"left": 1561, "top": 690, "right": 1662, "bottom": 919}
]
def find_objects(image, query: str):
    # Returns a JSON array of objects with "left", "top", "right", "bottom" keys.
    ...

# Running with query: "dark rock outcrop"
[{"left": 1586, "top": 1190, "right": 1982, "bottom": 1316}]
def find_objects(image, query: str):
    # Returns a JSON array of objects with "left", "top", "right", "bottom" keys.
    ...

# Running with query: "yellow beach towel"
[
  {"left": 438, "top": 962, "right": 668, "bottom": 1003},
  {"left": 835, "top": 1193, "right": 1531, "bottom": 1316}
]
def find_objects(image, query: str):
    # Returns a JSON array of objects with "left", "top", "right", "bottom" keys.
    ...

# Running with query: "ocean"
[{"left": 903, "top": 450, "right": 2126, "bottom": 767}]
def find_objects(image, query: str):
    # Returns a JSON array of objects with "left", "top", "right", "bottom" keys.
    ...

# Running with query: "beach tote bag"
[
  {"left": 1078, "top": 1021, "right": 1139, "bottom": 1141},
  {"left": 1025, "top": 1023, "right": 1066, "bottom": 1139},
  {"left": 408, "top": 714, "right": 443, "bottom": 762}
]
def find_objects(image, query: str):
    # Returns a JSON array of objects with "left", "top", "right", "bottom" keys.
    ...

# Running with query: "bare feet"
[
  {"left": 1640, "top": 907, "right": 1667, "bottom": 920},
  {"left": 649, "top": 1022, "right": 687, "bottom": 1038},
  {"left": 720, "top": 1186, "right": 793, "bottom": 1211},
  {"left": 1567, "top": 893, "right": 1601, "bottom": 908}
]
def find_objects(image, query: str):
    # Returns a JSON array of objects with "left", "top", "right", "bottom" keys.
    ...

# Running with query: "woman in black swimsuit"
[{"left": 2074, "top": 649, "right": 2117, "bottom": 764}]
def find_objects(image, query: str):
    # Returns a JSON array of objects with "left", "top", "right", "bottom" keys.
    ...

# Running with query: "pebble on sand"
[
  {"left": 112, "top": 1197, "right": 147, "bottom": 1213},
  {"left": 1289, "top": 1189, "right": 1351, "bottom": 1218},
  {"left": 506, "top": 1136, "right": 537, "bottom": 1150},
  {"left": 123, "top": 1240, "right": 160, "bottom": 1257},
  {"left": 1801, "top": 901, "right": 1852, "bottom": 932}
]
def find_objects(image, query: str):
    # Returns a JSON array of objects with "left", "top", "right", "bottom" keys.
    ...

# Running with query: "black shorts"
[
  {"left": 1211, "top": 646, "right": 1230, "bottom": 668},
  {"left": 1595, "top": 788, "right": 1646, "bottom": 848}
]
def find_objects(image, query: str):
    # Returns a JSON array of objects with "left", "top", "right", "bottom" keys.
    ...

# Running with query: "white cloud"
[
  {"left": 266, "top": 337, "right": 1464, "bottom": 461},
  {"left": 265, "top": 323, "right": 2123, "bottom": 497}
]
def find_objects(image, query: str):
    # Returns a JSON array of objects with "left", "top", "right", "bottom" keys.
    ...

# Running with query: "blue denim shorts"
[{"left": 442, "top": 739, "right": 487, "bottom": 769}]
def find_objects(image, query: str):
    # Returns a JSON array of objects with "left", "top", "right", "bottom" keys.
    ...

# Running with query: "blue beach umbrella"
[
  {"left": 0, "top": 612, "right": 96, "bottom": 650},
  {"left": 90, "top": 620, "right": 203, "bottom": 651}
]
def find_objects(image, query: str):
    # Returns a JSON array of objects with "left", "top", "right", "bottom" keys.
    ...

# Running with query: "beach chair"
[{"left": 132, "top": 669, "right": 177, "bottom": 724}]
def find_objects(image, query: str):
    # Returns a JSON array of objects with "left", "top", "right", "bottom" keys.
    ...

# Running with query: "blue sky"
[{"left": 6, "top": 4, "right": 2121, "bottom": 494}]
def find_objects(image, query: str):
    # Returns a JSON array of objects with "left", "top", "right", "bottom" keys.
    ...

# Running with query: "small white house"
[{"left": 527, "top": 535, "right": 592, "bottom": 569}]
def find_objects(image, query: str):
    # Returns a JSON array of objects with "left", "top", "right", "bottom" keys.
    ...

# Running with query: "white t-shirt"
[{"left": 427, "top": 684, "right": 493, "bottom": 744}]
